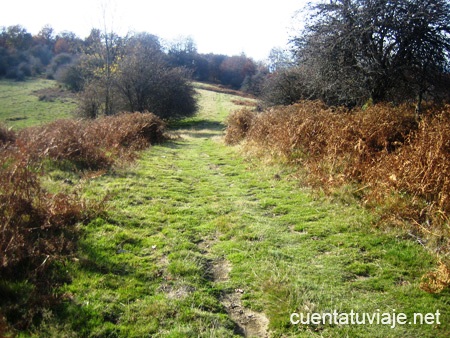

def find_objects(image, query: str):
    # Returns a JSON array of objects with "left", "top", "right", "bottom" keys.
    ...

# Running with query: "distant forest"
[
  {"left": 1, "top": 0, "right": 449, "bottom": 115},
  {"left": 0, "top": 25, "right": 263, "bottom": 90}
]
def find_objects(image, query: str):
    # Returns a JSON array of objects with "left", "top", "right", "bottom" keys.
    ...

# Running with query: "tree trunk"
[{"left": 415, "top": 89, "right": 423, "bottom": 120}]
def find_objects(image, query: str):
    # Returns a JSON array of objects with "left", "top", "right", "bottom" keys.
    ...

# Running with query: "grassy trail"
[{"left": 43, "top": 88, "right": 449, "bottom": 337}]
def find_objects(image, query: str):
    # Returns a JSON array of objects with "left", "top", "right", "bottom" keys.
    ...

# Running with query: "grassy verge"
[
  {"left": 0, "top": 109, "right": 166, "bottom": 335},
  {"left": 225, "top": 102, "right": 450, "bottom": 294},
  {"left": 22, "top": 87, "right": 448, "bottom": 337},
  {"left": 0, "top": 78, "right": 76, "bottom": 129}
]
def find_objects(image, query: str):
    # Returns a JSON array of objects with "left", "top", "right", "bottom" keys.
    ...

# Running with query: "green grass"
[
  {"left": 0, "top": 78, "right": 76, "bottom": 129},
  {"left": 4, "top": 83, "right": 449, "bottom": 337}
]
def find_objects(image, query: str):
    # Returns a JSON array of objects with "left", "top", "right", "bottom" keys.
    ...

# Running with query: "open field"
[
  {"left": 0, "top": 81, "right": 449, "bottom": 337},
  {"left": 0, "top": 78, "right": 77, "bottom": 129}
]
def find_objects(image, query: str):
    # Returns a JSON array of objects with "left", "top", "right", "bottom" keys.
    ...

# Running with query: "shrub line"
[{"left": 225, "top": 101, "right": 450, "bottom": 293}]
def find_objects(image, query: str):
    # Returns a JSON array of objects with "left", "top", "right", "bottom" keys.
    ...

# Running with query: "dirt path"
[
  {"left": 62, "top": 87, "right": 448, "bottom": 337},
  {"left": 200, "top": 237, "right": 269, "bottom": 337},
  {"left": 173, "top": 112, "right": 271, "bottom": 336}
]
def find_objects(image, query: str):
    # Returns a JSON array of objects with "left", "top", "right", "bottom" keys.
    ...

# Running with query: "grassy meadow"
[
  {"left": 0, "top": 79, "right": 449, "bottom": 337},
  {"left": 0, "top": 78, "right": 76, "bottom": 129}
]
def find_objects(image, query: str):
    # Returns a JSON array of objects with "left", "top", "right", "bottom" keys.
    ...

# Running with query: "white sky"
[{"left": 0, "top": 0, "right": 308, "bottom": 60}]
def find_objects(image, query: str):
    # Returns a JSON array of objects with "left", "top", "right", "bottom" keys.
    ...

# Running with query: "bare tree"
[
  {"left": 291, "top": 0, "right": 450, "bottom": 109},
  {"left": 261, "top": 66, "right": 313, "bottom": 106},
  {"left": 267, "top": 47, "right": 294, "bottom": 73},
  {"left": 113, "top": 33, "right": 198, "bottom": 118},
  {"left": 75, "top": 27, "right": 124, "bottom": 117}
]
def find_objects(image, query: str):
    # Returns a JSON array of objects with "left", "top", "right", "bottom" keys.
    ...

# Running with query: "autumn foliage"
[
  {"left": 19, "top": 112, "right": 166, "bottom": 168},
  {"left": 0, "top": 148, "right": 99, "bottom": 330},
  {"left": 0, "top": 113, "right": 166, "bottom": 329},
  {"left": 226, "top": 102, "right": 450, "bottom": 291}
]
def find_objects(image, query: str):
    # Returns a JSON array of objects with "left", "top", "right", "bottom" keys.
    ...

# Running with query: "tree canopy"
[{"left": 288, "top": 0, "right": 450, "bottom": 109}]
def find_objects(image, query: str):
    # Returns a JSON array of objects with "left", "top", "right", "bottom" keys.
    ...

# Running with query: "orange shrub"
[
  {"left": 0, "top": 153, "right": 87, "bottom": 271},
  {"left": 365, "top": 107, "right": 450, "bottom": 225},
  {"left": 18, "top": 112, "right": 166, "bottom": 169},
  {"left": 91, "top": 111, "right": 166, "bottom": 152},
  {"left": 226, "top": 101, "right": 449, "bottom": 269},
  {"left": 227, "top": 101, "right": 416, "bottom": 167},
  {"left": 224, "top": 108, "right": 257, "bottom": 145},
  {"left": 19, "top": 119, "right": 112, "bottom": 169},
  {"left": 0, "top": 150, "right": 105, "bottom": 328},
  {"left": 0, "top": 111, "right": 166, "bottom": 327}
]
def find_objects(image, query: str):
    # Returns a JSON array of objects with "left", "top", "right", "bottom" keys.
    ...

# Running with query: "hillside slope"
[{"left": 13, "top": 86, "right": 450, "bottom": 337}]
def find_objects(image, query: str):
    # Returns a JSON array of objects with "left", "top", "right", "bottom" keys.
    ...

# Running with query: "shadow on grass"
[
  {"left": 30, "top": 234, "right": 143, "bottom": 335},
  {"left": 168, "top": 119, "right": 225, "bottom": 132},
  {"left": 168, "top": 119, "right": 226, "bottom": 139}
]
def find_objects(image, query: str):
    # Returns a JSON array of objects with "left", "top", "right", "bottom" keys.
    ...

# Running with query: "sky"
[{"left": 0, "top": 0, "right": 308, "bottom": 60}]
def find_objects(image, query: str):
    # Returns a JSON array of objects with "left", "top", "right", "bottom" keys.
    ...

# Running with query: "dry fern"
[{"left": 420, "top": 262, "right": 450, "bottom": 293}]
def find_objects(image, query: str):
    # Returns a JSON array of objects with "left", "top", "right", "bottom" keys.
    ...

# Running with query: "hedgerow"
[
  {"left": 0, "top": 112, "right": 166, "bottom": 331},
  {"left": 226, "top": 101, "right": 450, "bottom": 292}
]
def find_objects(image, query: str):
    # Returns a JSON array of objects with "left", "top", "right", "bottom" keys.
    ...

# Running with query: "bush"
[
  {"left": 54, "top": 55, "right": 88, "bottom": 92},
  {"left": 19, "top": 112, "right": 166, "bottom": 169},
  {"left": 260, "top": 67, "right": 313, "bottom": 107},
  {"left": 364, "top": 107, "right": 450, "bottom": 226},
  {"left": 224, "top": 109, "right": 257, "bottom": 145},
  {"left": 229, "top": 101, "right": 417, "bottom": 168},
  {"left": 0, "top": 112, "right": 165, "bottom": 329},
  {"left": 48, "top": 53, "right": 73, "bottom": 75},
  {"left": 0, "top": 151, "right": 102, "bottom": 329},
  {"left": 5, "top": 67, "right": 25, "bottom": 81},
  {"left": 75, "top": 80, "right": 104, "bottom": 118},
  {"left": 0, "top": 154, "right": 86, "bottom": 272},
  {"left": 88, "top": 111, "right": 167, "bottom": 157},
  {"left": 146, "top": 67, "right": 198, "bottom": 119},
  {"left": 19, "top": 119, "right": 112, "bottom": 169},
  {"left": 111, "top": 40, "right": 198, "bottom": 119}
]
